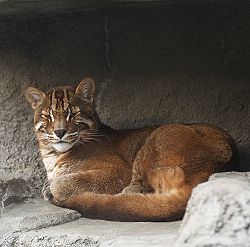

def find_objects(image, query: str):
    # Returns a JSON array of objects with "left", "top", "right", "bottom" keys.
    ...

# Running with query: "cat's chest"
[
  {"left": 42, "top": 154, "right": 59, "bottom": 179},
  {"left": 42, "top": 146, "right": 117, "bottom": 179}
]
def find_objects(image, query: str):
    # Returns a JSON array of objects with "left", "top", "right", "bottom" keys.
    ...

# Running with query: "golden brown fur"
[{"left": 25, "top": 78, "right": 238, "bottom": 221}]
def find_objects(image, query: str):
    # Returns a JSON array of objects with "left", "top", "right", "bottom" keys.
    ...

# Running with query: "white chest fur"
[{"left": 42, "top": 154, "right": 58, "bottom": 179}]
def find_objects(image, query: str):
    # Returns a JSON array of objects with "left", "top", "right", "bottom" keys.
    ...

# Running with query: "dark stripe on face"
[{"left": 51, "top": 89, "right": 70, "bottom": 113}]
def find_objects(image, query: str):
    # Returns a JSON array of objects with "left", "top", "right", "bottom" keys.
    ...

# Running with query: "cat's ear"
[
  {"left": 75, "top": 78, "right": 95, "bottom": 105},
  {"left": 25, "top": 87, "right": 46, "bottom": 110}
]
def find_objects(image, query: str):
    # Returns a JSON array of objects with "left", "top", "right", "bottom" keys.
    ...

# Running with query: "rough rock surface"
[
  {"left": 0, "top": 198, "right": 180, "bottom": 247},
  {"left": 0, "top": 1, "right": 154, "bottom": 16},
  {"left": 0, "top": 175, "right": 32, "bottom": 214},
  {"left": 9, "top": 219, "right": 180, "bottom": 247},
  {"left": 210, "top": 171, "right": 250, "bottom": 181},
  {"left": 174, "top": 172, "right": 250, "bottom": 247},
  {"left": 0, "top": 199, "right": 81, "bottom": 233},
  {"left": 0, "top": 198, "right": 82, "bottom": 246}
]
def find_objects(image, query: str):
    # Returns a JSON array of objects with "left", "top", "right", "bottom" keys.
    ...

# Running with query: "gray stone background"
[{"left": 0, "top": 0, "right": 249, "bottom": 197}]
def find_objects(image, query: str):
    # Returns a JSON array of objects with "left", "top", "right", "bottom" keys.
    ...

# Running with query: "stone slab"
[
  {"left": 0, "top": 198, "right": 181, "bottom": 247},
  {"left": 2, "top": 218, "right": 181, "bottom": 247},
  {"left": 0, "top": 198, "right": 81, "bottom": 238}
]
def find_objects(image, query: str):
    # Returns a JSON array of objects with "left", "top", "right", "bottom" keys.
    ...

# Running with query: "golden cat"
[{"left": 25, "top": 78, "right": 238, "bottom": 221}]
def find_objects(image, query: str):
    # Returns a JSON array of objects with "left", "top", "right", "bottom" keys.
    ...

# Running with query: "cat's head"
[{"left": 25, "top": 78, "right": 99, "bottom": 153}]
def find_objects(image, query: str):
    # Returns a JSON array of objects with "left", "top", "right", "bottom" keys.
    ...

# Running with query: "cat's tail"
[{"left": 51, "top": 187, "right": 191, "bottom": 222}]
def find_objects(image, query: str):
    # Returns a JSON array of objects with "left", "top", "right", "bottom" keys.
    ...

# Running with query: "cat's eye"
[{"left": 42, "top": 114, "right": 51, "bottom": 120}]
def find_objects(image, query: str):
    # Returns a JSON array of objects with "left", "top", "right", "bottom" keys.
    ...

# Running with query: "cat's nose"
[{"left": 54, "top": 129, "right": 67, "bottom": 139}]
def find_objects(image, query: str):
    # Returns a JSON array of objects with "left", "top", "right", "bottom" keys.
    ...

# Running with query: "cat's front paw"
[
  {"left": 122, "top": 184, "right": 143, "bottom": 194},
  {"left": 42, "top": 179, "right": 53, "bottom": 200}
]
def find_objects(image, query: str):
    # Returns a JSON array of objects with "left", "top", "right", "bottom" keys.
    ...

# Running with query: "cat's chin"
[{"left": 52, "top": 142, "right": 75, "bottom": 153}]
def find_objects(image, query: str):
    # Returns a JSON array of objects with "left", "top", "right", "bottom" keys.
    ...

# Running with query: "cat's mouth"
[{"left": 52, "top": 141, "right": 77, "bottom": 153}]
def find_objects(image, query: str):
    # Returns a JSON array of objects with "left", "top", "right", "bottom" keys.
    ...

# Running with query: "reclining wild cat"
[{"left": 25, "top": 78, "right": 238, "bottom": 221}]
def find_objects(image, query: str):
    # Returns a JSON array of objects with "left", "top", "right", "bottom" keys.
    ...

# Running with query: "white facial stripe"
[
  {"left": 35, "top": 121, "right": 43, "bottom": 130},
  {"left": 50, "top": 110, "right": 55, "bottom": 122},
  {"left": 66, "top": 113, "right": 70, "bottom": 122},
  {"left": 66, "top": 108, "right": 72, "bottom": 122}
]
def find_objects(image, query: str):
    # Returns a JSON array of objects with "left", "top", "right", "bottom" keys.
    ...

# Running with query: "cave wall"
[{"left": 0, "top": 1, "right": 249, "bottom": 196}]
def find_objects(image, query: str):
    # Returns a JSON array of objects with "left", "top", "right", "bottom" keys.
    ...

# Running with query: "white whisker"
[
  {"left": 79, "top": 132, "right": 107, "bottom": 140},
  {"left": 82, "top": 137, "right": 100, "bottom": 141},
  {"left": 79, "top": 140, "right": 92, "bottom": 144},
  {"left": 66, "top": 132, "right": 78, "bottom": 137},
  {"left": 46, "top": 134, "right": 56, "bottom": 138}
]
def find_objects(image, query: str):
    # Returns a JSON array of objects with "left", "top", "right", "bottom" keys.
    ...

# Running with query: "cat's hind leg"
[
  {"left": 122, "top": 130, "right": 192, "bottom": 196},
  {"left": 148, "top": 165, "right": 191, "bottom": 196}
]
